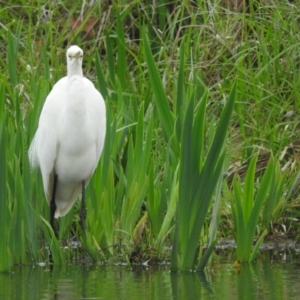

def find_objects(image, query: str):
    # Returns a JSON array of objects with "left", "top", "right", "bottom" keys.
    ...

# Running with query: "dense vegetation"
[{"left": 1, "top": 0, "right": 300, "bottom": 271}]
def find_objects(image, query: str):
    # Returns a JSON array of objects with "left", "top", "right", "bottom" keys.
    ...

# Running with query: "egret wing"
[
  {"left": 83, "top": 78, "right": 106, "bottom": 164},
  {"left": 30, "top": 78, "right": 68, "bottom": 203}
]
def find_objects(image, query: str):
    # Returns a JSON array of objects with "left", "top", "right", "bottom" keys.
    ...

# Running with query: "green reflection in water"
[{"left": 1, "top": 258, "right": 300, "bottom": 299}]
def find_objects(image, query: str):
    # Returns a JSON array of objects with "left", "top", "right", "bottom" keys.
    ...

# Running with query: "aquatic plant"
[{"left": 229, "top": 156, "right": 295, "bottom": 262}]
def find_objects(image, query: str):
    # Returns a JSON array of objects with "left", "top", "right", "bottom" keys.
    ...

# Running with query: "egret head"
[{"left": 66, "top": 45, "right": 83, "bottom": 76}]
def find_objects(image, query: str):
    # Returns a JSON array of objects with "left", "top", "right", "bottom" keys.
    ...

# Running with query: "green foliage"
[
  {"left": 1, "top": 1, "right": 300, "bottom": 270},
  {"left": 142, "top": 28, "right": 174, "bottom": 143},
  {"left": 171, "top": 83, "right": 236, "bottom": 271},
  {"left": 0, "top": 85, "right": 13, "bottom": 272},
  {"left": 230, "top": 156, "right": 290, "bottom": 262}
]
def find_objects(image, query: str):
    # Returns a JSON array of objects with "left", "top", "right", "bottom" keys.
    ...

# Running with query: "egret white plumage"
[{"left": 29, "top": 45, "right": 106, "bottom": 235}]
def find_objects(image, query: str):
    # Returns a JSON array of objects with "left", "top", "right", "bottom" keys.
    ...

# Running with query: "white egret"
[{"left": 29, "top": 45, "right": 106, "bottom": 235}]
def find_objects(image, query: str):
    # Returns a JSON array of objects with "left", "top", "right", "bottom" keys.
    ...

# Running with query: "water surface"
[{"left": 1, "top": 253, "right": 300, "bottom": 299}]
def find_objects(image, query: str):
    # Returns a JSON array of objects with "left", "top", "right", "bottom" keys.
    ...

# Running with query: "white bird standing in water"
[{"left": 29, "top": 45, "right": 106, "bottom": 235}]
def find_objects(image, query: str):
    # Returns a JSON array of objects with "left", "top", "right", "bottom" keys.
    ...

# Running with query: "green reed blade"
[
  {"left": 175, "top": 40, "right": 186, "bottom": 143},
  {"left": 116, "top": 13, "right": 128, "bottom": 90},
  {"left": 105, "top": 31, "right": 115, "bottom": 85},
  {"left": 0, "top": 85, "right": 13, "bottom": 272},
  {"left": 7, "top": 30, "right": 19, "bottom": 87},
  {"left": 249, "top": 229, "right": 268, "bottom": 262},
  {"left": 9, "top": 155, "right": 26, "bottom": 264},
  {"left": 95, "top": 53, "right": 108, "bottom": 99},
  {"left": 142, "top": 28, "right": 174, "bottom": 141},
  {"left": 243, "top": 155, "right": 257, "bottom": 223}
]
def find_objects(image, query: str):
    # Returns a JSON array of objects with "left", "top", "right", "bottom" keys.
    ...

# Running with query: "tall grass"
[{"left": 1, "top": 1, "right": 300, "bottom": 271}]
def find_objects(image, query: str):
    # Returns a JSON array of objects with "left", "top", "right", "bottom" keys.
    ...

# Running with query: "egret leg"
[
  {"left": 50, "top": 174, "right": 58, "bottom": 237},
  {"left": 80, "top": 180, "right": 86, "bottom": 236}
]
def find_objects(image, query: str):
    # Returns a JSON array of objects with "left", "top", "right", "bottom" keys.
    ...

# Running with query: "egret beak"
[
  {"left": 73, "top": 51, "right": 82, "bottom": 58},
  {"left": 69, "top": 51, "right": 82, "bottom": 60}
]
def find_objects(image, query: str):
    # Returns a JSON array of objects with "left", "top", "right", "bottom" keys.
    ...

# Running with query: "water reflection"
[
  {"left": 170, "top": 270, "right": 214, "bottom": 299},
  {"left": 1, "top": 255, "right": 300, "bottom": 300},
  {"left": 44, "top": 279, "right": 79, "bottom": 299}
]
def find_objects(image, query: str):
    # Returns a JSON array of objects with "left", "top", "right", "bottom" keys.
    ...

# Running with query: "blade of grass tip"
[
  {"left": 142, "top": 27, "right": 174, "bottom": 142},
  {"left": 200, "top": 82, "right": 236, "bottom": 182},
  {"left": 116, "top": 13, "right": 128, "bottom": 90},
  {"left": 175, "top": 39, "right": 186, "bottom": 143},
  {"left": 95, "top": 52, "right": 108, "bottom": 99},
  {"left": 105, "top": 31, "right": 115, "bottom": 85},
  {"left": 243, "top": 155, "right": 257, "bottom": 223}
]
